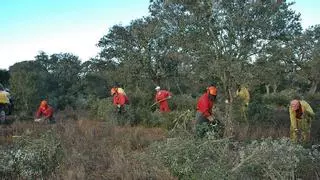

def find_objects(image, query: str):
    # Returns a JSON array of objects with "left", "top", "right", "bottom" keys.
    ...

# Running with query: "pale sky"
[
  {"left": 0, "top": 0, "right": 319, "bottom": 70},
  {"left": 0, "top": 0, "right": 150, "bottom": 70}
]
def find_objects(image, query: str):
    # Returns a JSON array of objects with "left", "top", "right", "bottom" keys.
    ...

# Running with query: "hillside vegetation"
[{"left": 1, "top": 0, "right": 320, "bottom": 179}]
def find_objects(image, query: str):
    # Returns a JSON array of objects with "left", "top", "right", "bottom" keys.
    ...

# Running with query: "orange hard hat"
[
  {"left": 40, "top": 100, "right": 48, "bottom": 107},
  {"left": 290, "top": 99, "right": 300, "bottom": 111},
  {"left": 111, "top": 88, "right": 117, "bottom": 95},
  {"left": 207, "top": 86, "right": 217, "bottom": 96}
]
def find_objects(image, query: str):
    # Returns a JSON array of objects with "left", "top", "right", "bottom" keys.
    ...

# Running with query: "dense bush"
[
  {"left": 149, "top": 135, "right": 320, "bottom": 180},
  {"left": 88, "top": 93, "right": 197, "bottom": 129},
  {"left": 262, "top": 89, "right": 298, "bottom": 107},
  {"left": 247, "top": 100, "right": 273, "bottom": 125},
  {"left": 170, "top": 94, "right": 196, "bottom": 111},
  {"left": 88, "top": 97, "right": 125, "bottom": 123},
  {"left": 306, "top": 93, "right": 320, "bottom": 143},
  {"left": 0, "top": 131, "right": 62, "bottom": 179},
  {"left": 306, "top": 93, "right": 320, "bottom": 113}
]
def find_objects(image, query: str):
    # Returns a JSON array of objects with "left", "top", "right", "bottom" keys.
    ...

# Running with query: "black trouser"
[
  {"left": 195, "top": 111, "right": 210, "bottom": 138},
  {"left": 7, "top": 100, "right": 13, "bottom": 115},
  {"left": 41, "top": 116, "right": 55, "bottom": 124},
  {"left": 48, "top": 116, "right": 55, "bottom": 124},
  {"left": 116, "top": 105, "right": 125, "bottom": 114},
  {"left": 0, "top": 103, "right": 6, "bottom": 124}
]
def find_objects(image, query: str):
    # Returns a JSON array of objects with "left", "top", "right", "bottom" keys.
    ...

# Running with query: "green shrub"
[
  {"left": 88, "top": 94, "right": 197, "bottom": 129},
  {"left": 170, "top": 109, "right": 195, "bottom": 131},
  {"left": 133, "top": 110, "right": 180, "bottom": 129},
  {"left": 145, "top": 110, "right": 196, "bottom": 131},
  {"left": 233, "top": 138, "right": 304, "bottom": 179},
  {"left": 88, "top": 97, "right": 113, "bottom": 120},
  {"left": 170, "top": 94, "right": 196, "bottom": 111},
  {"left": 247, "top": 100, "right": 273, "bottom": 125},
  {"left": 89, "top": 97, "right": 145, "bottom": 125},
  {"left": 0, "top": 148, "right": 15, "bottom": 178},
  {"left": 305, "top": 93, "right": 320, "bottom": 113},
  {"left": 149, "top": 135, "right": 232, "bottom": 179},
  {"left": 262, "top": 89, "right": 298, "bottom": 107},
  {"left": 149, "top": 135, "right": 320, "bottom": 180},
  {"left": 305, "top": 93, "right": 320, "bottom": 143},
  {"left": 247, "top": 94, "right": 290, "bottom": 127},
  {"left": 0, "top": 131, "right": 63, "bottom": 179}
]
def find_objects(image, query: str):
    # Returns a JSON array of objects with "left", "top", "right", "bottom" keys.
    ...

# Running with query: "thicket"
[
  {"left": 149, "top": 135, "right": 320, "bottom": 180},
  {"left": 0, "top": 131, "right": 62, "bottom": 179}
]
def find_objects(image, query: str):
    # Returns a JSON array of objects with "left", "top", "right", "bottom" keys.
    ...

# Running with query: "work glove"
[
  {"left": 117, "top": 104, "right": 121, "bottom": 108},
  {"left": 207, "top": 116, "right": 214, "bottom": 122},
  {"left": 34, "top": 118, "right": 44, "bottom": 122}
]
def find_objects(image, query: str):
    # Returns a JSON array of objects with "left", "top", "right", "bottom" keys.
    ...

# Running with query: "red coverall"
[
  {"left": 155, "top": 90, "right": 171, "bottom": 112},
  {"left": 36, "top": 104, "right": 54, "bottom": 119},
  {"left": 196, "top": 93, "right": 214, "bottom": 118},
  {"left": 113, "top": 92, "right": 127, "bottom": 107}
]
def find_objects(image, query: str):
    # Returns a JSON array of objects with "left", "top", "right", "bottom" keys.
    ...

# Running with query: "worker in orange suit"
[
  {"left": 111, "top": 87, "right": 129, "bottom": 114},
  {"left": 196, "top": 85, "right": 217, "bottom": 137},
  {"left": 154, "top": 86, "right": 172, "bottom": 112},
  {"left": 35, "top": 100, "right": 55, "bottom": 123}
]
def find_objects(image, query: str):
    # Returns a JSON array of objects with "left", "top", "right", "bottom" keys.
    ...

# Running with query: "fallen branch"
[{"left": 231, "top": 147, "right": 259, "bottom": 172}]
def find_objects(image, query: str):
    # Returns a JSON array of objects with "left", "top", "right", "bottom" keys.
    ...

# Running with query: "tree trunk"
[
  {"left": 272, "top": 83, "right": 278, "bottom": 93},
  {"left": 222, "top": 70, "right": 235, "bottom": 137},
  {"left": 224, "top": 102, "right": 234, "bottom": 137},
  {"left": 265, "top": 84, "right": 270, "bottom": 95},
  {"left": 174, "top": 77, "right": 183, "bottom": 95},
  {"left": 308, "top": 81, "right": 319, "bottom": 95},
  {"left": 166, "top": 79, "right": 170, "bottom": 91}
]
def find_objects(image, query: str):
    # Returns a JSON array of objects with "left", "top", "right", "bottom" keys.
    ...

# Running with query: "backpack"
[{"left": 125, "top": 95, "right": 130, "bottom": 105}]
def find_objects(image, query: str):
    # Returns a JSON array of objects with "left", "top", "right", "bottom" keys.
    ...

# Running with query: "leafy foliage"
[
  {"left": 0, "top": 131, "right": 62, "bottom": 179},
  {"left": 149, "top": 136, "right": 320, "bottom": 179},
  {"left": 9, "top": 61, "right": 49, "bottom": 114},
  {"left": 0, "top": 69, "right": 9, "bottom": 87},
  {"left": 3, "top": 0, "right": 320, "bottom": 179}
]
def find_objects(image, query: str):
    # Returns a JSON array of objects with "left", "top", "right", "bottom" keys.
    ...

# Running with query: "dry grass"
[
  {"left": 0, "top": 120, "right": 54, "bottom": 144},
  {"left": 1, "top": 112, "right": 175, "bottom": 180},
  {"left": 232, "top": 124, "right": 289, "bottom": 141},
  {"left": 50, "top": 119, "right": 174, "bottom": 180},
  {"left": 1, "top": 107, "right": 300, "bottom": 179}
]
